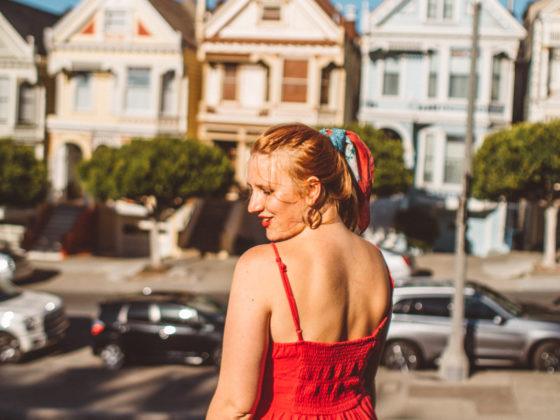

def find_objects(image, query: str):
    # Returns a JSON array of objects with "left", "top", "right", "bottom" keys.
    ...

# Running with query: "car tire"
[
  {"left": 532, "top": 340, "right": 560, "bottom": 373},
  {"left": 99, "top": 343, "right": 125, "bottom": 370},
  {"left": 382, "top": 340, "right": 422, "bottom": 372},
  {"left": 0, "top": 332, "right": 22, "bottom": 364},
  {"left": 212, "top": 347, "right": 222, "bottom": 368}
]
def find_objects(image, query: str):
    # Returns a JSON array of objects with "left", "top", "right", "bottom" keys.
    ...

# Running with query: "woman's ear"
[{"left": 303, "top": 176, "right": 321, "bottom": 206}]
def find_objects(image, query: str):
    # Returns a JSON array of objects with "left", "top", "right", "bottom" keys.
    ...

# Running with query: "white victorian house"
[
  {"left": 359, "top": 0, "right": 526, "bottom": 256},
  {"left": 45, "top": 0, "right": 199, "bottom": 199},
  {"left": 524, "top": 0, "right": 560, "bottom": 122},
  {"left": 0, "top": 1, "right": 58, "bottom": 158},
  {"left": 196, "top": 0, "right": 361, "bottom": 182}
]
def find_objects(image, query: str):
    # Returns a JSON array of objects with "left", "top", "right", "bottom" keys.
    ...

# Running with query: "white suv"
[{"left": 0, "top": 254, "right": 69, "bottom": 363}]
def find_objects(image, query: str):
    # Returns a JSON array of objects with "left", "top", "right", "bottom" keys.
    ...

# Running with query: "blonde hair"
[{"left": 251, "top": 123, "right": 359, "bottom": 231}]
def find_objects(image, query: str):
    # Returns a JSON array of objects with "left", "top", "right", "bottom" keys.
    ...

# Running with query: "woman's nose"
[{"left": 247, "top": 192, "right": 264, "bottom": 214}]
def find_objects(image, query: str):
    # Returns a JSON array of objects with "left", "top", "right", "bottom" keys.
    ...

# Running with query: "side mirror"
[
  {"left": 0, "top": 254, "right": 16, "bottom": 283},
  {"left": 493, "top": 315, "right": 505, "bottom": 325}
]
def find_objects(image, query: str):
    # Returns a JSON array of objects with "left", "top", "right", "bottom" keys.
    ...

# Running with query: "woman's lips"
[{"left": 261, "top": 218, "right": 271, "bottom": 228}]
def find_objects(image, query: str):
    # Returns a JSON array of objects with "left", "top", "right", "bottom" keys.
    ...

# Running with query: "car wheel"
[
  {"left": 0, "top": 332, "right": 22, "bottom": 363},
  {"left": 212, "top": 347, "right": 222, "bottom": 367},
  {"left": 382, "top": 340, "right": 422, "bottom": 372},
  {"left": 532, "top": 341, "right": 560, "bottom": 373},
  {"left": 99, "top": 344, "right": 125, "bottom": 370}
]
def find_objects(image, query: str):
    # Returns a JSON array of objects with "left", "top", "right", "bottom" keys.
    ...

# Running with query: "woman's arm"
[{"left": 207, "top": 246, "right": 272, "bottom": 419}]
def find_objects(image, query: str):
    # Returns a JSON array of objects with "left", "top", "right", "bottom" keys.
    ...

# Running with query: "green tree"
[
  {"left": 79, "top": 138, "right": 234, "bottom": 267},
  {"left": 342, "top": 123, "right": 413, "bottom": 197},
  {"left": 473, "top": 121, "right": 560, "bottom": 267},
  {"left": 0, "top": 139, "right": 48, "bottom": 207}
]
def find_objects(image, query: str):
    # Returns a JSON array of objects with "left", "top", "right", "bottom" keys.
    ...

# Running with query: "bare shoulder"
[
  {"left": 230, "top": 244, "right": 276, "bottom": 303},
  {"left": 354, "top": 235, "right": 389, "bottom": 272}
]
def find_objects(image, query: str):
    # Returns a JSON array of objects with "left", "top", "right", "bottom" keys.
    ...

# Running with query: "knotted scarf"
[{"left": 319, "top": 128, "right": 374, "bottom": 234}]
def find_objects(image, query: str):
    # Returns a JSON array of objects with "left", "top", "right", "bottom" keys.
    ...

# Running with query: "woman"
[{"left": 207, "top": 124, "right": 393, "bottom": 419}]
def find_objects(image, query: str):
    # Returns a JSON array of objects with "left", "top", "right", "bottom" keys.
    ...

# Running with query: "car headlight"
[{"left": 24, "top": 316, "right": 40, "bottom": 331}]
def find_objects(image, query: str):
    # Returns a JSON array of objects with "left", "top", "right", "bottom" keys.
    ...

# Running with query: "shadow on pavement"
[
  {"left": 15, "top": 268, "right": 60, "bottom": 286},
  {"left": 19, "top": 316, "right": 92, "bottom": 363}
]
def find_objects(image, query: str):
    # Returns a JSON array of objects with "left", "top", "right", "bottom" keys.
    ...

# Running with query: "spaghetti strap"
[{"left": 271, "top": 242, "right": 304, "bottom": 341}]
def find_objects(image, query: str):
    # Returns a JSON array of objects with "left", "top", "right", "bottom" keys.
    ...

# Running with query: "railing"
[
  {"left": 364, "top": 100, "right": 505, "bottom": 114},
  {"left": 62, "top": 206, "right": 96, "bottom": 255}
]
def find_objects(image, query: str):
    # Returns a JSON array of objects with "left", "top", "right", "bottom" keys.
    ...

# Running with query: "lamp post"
[{"left": 438, "top": 0, "right": 481, "bottom": 382}]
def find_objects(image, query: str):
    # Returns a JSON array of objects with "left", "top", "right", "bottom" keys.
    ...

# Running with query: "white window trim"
[
  {"left": 380, "top": 54, "right": 404, "bottom": 99},
  {"left": 124, "top": 67, "right": 152, "bottom": 116},
  {"left": 73, "top": 72, "right": 93, "bottom": 112}
]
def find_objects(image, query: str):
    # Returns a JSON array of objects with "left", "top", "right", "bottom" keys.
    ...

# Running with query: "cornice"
[
  {"left": 50, "top": 43, "right": 182, "bottom": 55},
  {"left": 204, "top": 37, "right": 338, "bottom": 46}
]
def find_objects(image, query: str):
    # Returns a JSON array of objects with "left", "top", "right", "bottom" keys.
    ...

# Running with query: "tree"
[
  {"left": 473, "top": 121, "right": 560, "bottom": 267},
  {"left": 0, "top": 139, "right": 48, "bottom": 207},
  {"left": 79, "top": 138, "right": 234, "bottom": 267},
  {"left": 342, "top": 123, "right": 413, "bottom": 197}
]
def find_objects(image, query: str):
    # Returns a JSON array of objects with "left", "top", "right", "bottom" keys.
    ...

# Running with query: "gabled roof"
[
  {"left": 524, "top": 0, "right": 559, "bottom": 22},
  {"left": 0, "top": 0, "right": 59, "bottom": 55},
  {"left": 148, "top": 0, "right": 196, "bottom": 48}
]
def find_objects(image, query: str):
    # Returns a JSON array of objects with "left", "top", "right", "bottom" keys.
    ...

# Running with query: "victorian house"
[
  {"left": 45, "top": 0, "right": 199, "bottom": 199},
  {"left": 523, "top": 0, "right": 560, "bottom": 122},
  {"left": 0, "top": 1, "right": 58, "bottom": 159},
  {"left": 196, "top": 0, "right": 361, "bottom": 182},
  {"left": 359, "top": 0, "right": 526, "bottom": 256}
]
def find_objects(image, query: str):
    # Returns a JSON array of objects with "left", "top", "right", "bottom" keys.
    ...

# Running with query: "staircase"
[{"left": 27, "top": 204, "right": 87, "bottom": 261}]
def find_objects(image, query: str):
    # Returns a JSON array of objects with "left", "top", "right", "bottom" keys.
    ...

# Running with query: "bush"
[
  {"left": 0, "top": 139, "right": 47, "bottom": 207},
  {"left": 394, "top": 205, "right": 440, "bottom": 251}
]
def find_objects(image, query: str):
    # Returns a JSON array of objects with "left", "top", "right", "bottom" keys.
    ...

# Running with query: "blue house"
[{"left": 359, "top": 0, "right": 526, "bottom": 255}]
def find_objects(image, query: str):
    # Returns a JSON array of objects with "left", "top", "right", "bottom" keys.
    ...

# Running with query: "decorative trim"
[{"left": 204, "top": 37, "right": 338, "bottom": 46}]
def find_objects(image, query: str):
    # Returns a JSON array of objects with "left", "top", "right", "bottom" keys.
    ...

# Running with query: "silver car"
[{"left": 383, "top": 279, "right": 560, "bottom": 372}]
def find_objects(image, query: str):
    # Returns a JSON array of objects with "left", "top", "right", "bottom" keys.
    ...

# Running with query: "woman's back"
[{"left": 269, "top": 225, "right": 392, "bottom": 345}]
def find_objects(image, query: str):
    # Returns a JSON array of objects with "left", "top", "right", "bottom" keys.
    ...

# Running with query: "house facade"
[
  {"left": 196, "top": 0, "right": 361, "bottom": 182},
  {"left": 0, "top": 1, "right": 58, "bottom": 158},
  {"left": 524, "top": 0, "right": 560, "bottom": 122},
  {"left": 359, "top": 0, "right": 526, "bottom": 256},
  {"left": 45, "top": 0, "right": 199, "bottom": 199}
]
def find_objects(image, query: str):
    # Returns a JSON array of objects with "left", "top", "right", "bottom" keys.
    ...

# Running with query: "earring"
[{"left": 305, "top": 206, "right": 322, "bottom": 229}]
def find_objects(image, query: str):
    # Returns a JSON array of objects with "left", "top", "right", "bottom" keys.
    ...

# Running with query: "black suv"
[{"left": 91, "top": 291, "right": 225, "bottom": 370}]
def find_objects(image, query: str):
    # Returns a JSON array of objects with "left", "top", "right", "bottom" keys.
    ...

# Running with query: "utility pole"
[{"left": 439, "top": 0, "right": 481, "bottom": 382}]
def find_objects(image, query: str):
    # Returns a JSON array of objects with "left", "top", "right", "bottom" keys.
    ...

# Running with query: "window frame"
[
  {"left": 74, "top": 72, "right": 93, "bottom": 112},
  {"left": 17, "top": 83, "right": 35, "bottom": 125},
  {"left": 125, "top": 67, "right": 151, "bottom": 113},
  {"left": 222, "top": 63, "right": 238, "bottom": 102},
  {"left": 0, "top": 77, "right": 10, "bottom": 123},
  {"left": 443, "top": 135, "right": 465, "bottom": 185},
  {"left": 382, "top": 54, "right": 400, "bottom": 97},
  {"left": 104, "top": 9, "right": 128, "bottom": 37}
]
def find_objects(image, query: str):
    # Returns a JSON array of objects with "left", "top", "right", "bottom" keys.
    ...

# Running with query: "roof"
[
  {"left": 148, "top": 0, "right": 196, "bottom": 48},
  {"left": 0, "top": 0, "right": 59, "bottom": 55},
  {"left": 524, "top": 0, "right": 555, "bottom": 22}
]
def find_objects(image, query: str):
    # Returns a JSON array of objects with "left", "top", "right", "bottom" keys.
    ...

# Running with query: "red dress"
[{"left": 253, "top": 243, "right": 392, "bottom": 419}]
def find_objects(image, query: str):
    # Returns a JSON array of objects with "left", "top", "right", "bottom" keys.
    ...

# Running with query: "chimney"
[
  {"left": 345, "top": 4, "right": 356, "bottom": 22},
  {"left": 195, "top": 0, "right": 206, "bottom": 43}
]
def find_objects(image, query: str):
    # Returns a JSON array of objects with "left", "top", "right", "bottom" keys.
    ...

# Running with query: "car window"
[
  {"left": 394, "top": 297, "right": 451, "bottom": 317},
  {"left": 158, "top": 303, "right": 199, "bottom": 325},
  {"left": 466, "top": 296, "right": 497, "bottom": 320},
  {"left": 127, "top": 302, "right": 151, "bottom": 322},
  {"left": 99, "top": 303, "right": 123, "bottom": 323}
]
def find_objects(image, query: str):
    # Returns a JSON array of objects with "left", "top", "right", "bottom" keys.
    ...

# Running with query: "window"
[
  {"left": 282, "top": 59, "right": 308, "bottom": 103},
  {"left": 104, "top": 9, "right": 127, "bottom": 36},
  {"left": 466, "top": 297, "right": 497, "bottom": 320},
  {"left": 127, "top": 302, "right": 151, "bottom": 322},
  {"left": 449, "top": 49, "right": 477, "bottom": 99},
  {"left": 262, "top": 5, "right": 281, "bottom": 21},
  {"left": 491, "top": 55, "right": 502, "bottom": 101},
  {"left": 549, "top": 48, "right": 560, "bottom": 96},
  {"left": 427, "top": 0, "right": 437, "bottom": 19},
  {"left": 125, "top": 68, "right": 151, "bottom": 112},
  {"left": 160, "top": 71, "right": 175, "bottom": 115},
  {"left": 17, "top": 83, "right": 35, "bottom": 124},
  {"left": 159, "top": 304, "right": 199, "bottom": 324},
  {"left": 428, "top": 52, "right": 438, "bottom": 98},
  {"left": 0, "top": 77, "right": 9, "bottom": 123},
  {"left": 444, "top": 135, "right": 464, "bottom": 184},
  {"left": 320, "top": 65, "right": 333, "bottom": 106},
  {"left": 74, "top": 72, "right": 92, "bottom": 111},
  {"left": 382, "top": 55, "right": 400, "bottom": 96},
  {"left": 443, "top": 0, "right": 454, "bottom": 19},
  {"left": 394, "top": 297, "right": 451, "bottom": 317},
  {"left": 423, "top": 132, "right": 435, "bottom": 183},
  {"left": 427, "top": 0, "right": 453, "bottom": 20},
  {"left": 222, "top": 64, "right": 237, "bottom": 101}
]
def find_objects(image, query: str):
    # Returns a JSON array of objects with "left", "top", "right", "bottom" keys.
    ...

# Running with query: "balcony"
[{"left": 364, "top": 100, "right": 505, "bottom": 115}]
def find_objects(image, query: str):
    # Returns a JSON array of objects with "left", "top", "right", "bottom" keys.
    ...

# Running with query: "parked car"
[
  {"left": 379, "top": 247, "right": 415, "bottom": 281},
  {"left": 91, "top": 290, "right": 225, "bottom": 370},
  {"left": 384, "top": 278, "right": 560, "bottom": 373},
  {"left": 0, "top": 243, "right": 34, "bottom": 283},
  {"left": 0, "top": 256, "right": 69, "bottom": 363}
]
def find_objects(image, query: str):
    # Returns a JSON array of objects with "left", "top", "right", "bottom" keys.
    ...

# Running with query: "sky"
[{"left": 13, "top": 0, "right": 534, "bottom": 22}]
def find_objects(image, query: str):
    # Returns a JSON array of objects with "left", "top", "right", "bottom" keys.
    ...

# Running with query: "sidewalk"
[{"left": 376, "top": 368, "right": 560, "bottom": 419}]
